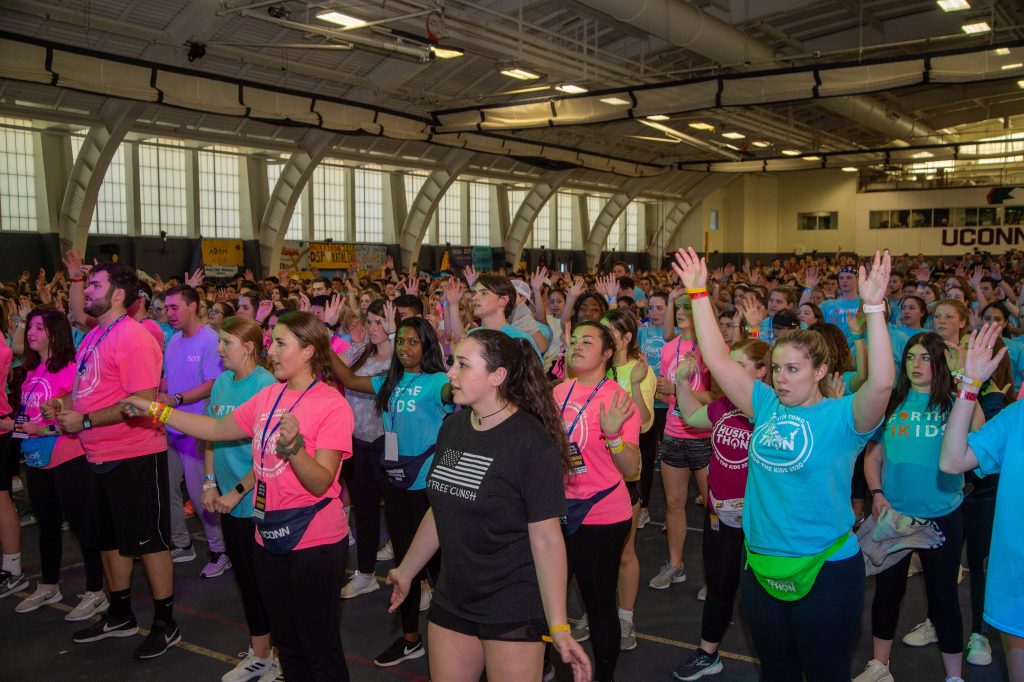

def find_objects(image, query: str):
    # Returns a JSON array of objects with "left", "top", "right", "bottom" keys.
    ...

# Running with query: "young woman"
[
  {"left": 636, "top": 290, "right": 673, "bottom": 529},
  {"left": 797, "top": 302, "right": 824, "bottom": 329},
  {"left": 554, "top": 320, "right": 640, "bottom": 682},
  {"left": 199, "top": 315, "right": 279, "bottom": 682},
  {"left": 0, "top": 323, "right": 21, "bottom": 598},
  {"left": 329, "top": 317, "right": 454, "bottom": 669},
  {"left": 897, "top": 295, "right": 928, "bottom": 334},
  {"left": 6, "top": 308, "right": 107, "bottom": 620},
  {"left": 672, "top": 338, "right": 770, "bottom": 681},
  {"left": 933, "top": 299, "right": 970, "bottom": 350},
  {"left": 122, "top": 311, "right": 355, "bottom": 681},
  {"left": 672, "top": 246, "right": 894, "bottom": 680},
  {"left": 858, "top": 332, "right": 981, "bottom": 682},
  {"left": 207, "top": 301, "right": 235, "bottom": 333},
  {"left": 385, "top": 330, "right": 591, "bottom": 682}
]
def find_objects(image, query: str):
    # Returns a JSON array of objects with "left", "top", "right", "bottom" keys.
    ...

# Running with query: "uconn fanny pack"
[
  {"left": 381, "top": 445, "right": 435, "bottom": 490},
  {"left": 254, "top": 497, "right": 333, "bottom": 555}
]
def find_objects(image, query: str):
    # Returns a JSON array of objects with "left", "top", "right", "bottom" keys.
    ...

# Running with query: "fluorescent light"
[
  {"left": 1001, "top": 63, "right": 1023, "bottom": 70},
  {"left": 317, "top": 11, "right": 367, "bottom": 28},
  {"left": 995, "top": 47, "right": 1011, "bottom": 56},
  {"left": 781, "top": 149, "right": 801, "bottom": 156},
  {"left": 752, "top": 140, "right": 771, "bottom": 148},
  {"left": 724, "top": 143, "right": 740, "bottom": 150},
  {"left": 937, "top": 0, "right": 970, "bottom": 10},
  {"left": 722, "top": 131, "right": 746, "bottom": 139},
  {"left": 646, "top": 114, "right": 670, "bottom": 121},
  {"left": 555, "top": 84, "right": 588, "bottom": 94},
  {"left": 629, "top": 135, "right": 681, "bottom": 144},
  {"left": 600, "top": 97, "right": 630, "bottom": 105},
  {"left": 500, "top": 67, "right": 542, "bottom": 80},
  {"left": 841, "top": 166, "right": 858, "bottom": 172},
  {"left": 430, "top": 46, "right": 464, "bottom": 59},
  {"left": 688, "top": 122, "right": 715, "bottom": 131},
  {"left": 1018, "top": 80, "right": 1024, "bottom": 89},
  {"left": 961, "top": 21, "right": 991, "bottom": 34},
  {"left": 803, "top": 155, "right": 821, "bottom": 161},
  {"left": 913, "top": 151, "right": 935, "bottom": 158}
]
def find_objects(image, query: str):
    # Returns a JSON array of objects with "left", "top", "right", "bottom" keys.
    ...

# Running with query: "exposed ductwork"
[{"left": 574, "top": 0, "right": 948, "bottom": 146}]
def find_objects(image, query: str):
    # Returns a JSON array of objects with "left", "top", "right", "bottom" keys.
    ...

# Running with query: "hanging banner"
[
  {"left": 200, "top": 239, "right": 244, "bottom": 277},
  {"left": 448, "top": 246, "right": 493, "bottom": 272},
  {"left": 308, "top": 243, "right": 356, "bottom": 269},
  {"left": 354, "top": 245, "right": 387, "bottom": 272}
]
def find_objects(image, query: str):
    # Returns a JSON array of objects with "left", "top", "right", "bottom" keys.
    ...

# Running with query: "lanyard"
[
  {"left": 560, "top": 377, "right": 606, "bottom": 438},
  {"left": 387, "top": 372, "right": 422, "bottom": 431},
  {"left": 20, "top": 372, "right": 48, "bottom": 414},
  {"left": 674, "top": 337, "right": 697, "bottom": 371},
  {"left": 77, "top": 315, "right": 128, "bottom": 374},
  {"left": 258, "top": 379, "right": 318, "bottom": 465}
]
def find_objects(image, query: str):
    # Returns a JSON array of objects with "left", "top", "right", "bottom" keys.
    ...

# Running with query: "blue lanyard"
[
  {"left": 674, "top": 338, "right": 697, "bottom": 372},
  {"left": 259, "top": 379, "right": 318, "bottom": 465},
  {"left": 77, "top": 315, "right": 128, "bottom": 374},
  {"left": 560, "top": 377, "right": 606, "bottom": 438},
  {"left": 20, "top": 374, "right": 47, "bottom": 415},
  {"left": 387, "top": 372, "right": 422, "bottom": 431}
]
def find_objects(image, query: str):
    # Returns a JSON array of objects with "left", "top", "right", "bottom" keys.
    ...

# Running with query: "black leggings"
[
  {"left": 255, "top": 540, "right": 349, "bottom": 682},
  {"left": 382, "top": 482, "right": 439, "bottom": 636},
  {"left": 566, "top": 520, "right": 631, "bottom": 682},
  {"left": 25, "top": 456, "right": 104, "bottom": 591},
  {"left": 872, "top": 509, "right": 963, "bottom": 654},
  {"left": 221, "top": 514, "right": 270, "bottom": 638},
  {"left": 341, "top": 437, "right": 384, "bottom": 574},
  {"left": 961, "top": 494, "right": 995, "bottom": 634},
  {"left": 700, "top": 509, "right": 744, "bottom": 644},
  {"left": 638, "top": 407, "right": 667, "bottom": 509},
  {"left": 741, "top": 551, "right": 865, "bottom": 682}
]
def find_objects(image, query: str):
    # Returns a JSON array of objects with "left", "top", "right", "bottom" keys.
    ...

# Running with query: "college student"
[
  {"left": 636, "top": 290, "right": 673, "bottom": 529},
  {"left": 0, "top": 324, "right": 22, "bottom": 598},
  {"left": 123, "top": 311, "right": 355, "bottom": 681},
  {"left": 444, "top": 273, "right": 542, "bottom": 358},
  {"left": 386, "top": 330, "right": 591, "bottom": 682},
  {"left": 672, "top": 246, "right": 894, "bottom": 680}
]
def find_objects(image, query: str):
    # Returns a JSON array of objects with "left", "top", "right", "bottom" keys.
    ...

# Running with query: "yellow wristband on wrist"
[
  {"left": 542, "top": 624, "right": 571, "bottom": 642},
  {"left": 158, "top": 405, "right": 173, "bottom": 423}
]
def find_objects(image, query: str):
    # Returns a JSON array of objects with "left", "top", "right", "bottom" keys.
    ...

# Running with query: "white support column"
[
  {"left": 494, "top": 185, "right": 510, "bottom": 243},
  {"left": 460, "top": 180, "right": 470, "bottom": 246},
  {"left": 503, "top": 169, "right": 573, "bottom": 268},
  {"left": 575, "top": 194, "right": 589, "bottom": 248},
  {"left": 399, "top": 149, "right": 475, "bottom": 269},
  {"left": 344, "top": 167, "right": 355, "bottom": 242},
  {"left": 585, "top": 176, "right": 665, "bottom": 271},
  {"left": 238, "top": 157, "right": 265, "bottom": 241}
]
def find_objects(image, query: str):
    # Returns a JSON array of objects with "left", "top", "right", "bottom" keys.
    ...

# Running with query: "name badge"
[
  {"left": 12, "top": 413, "right": 30, "bottom": 440},
  {"left": 567, "top": 442, "right": 587, "bottom": 476},
  {"left": 710, "top": 512, "right": 720, "bottom": 532},
  {"left": 384, "top": 431, "right": 399, "bottom": 462},
  {"left": 252, "top": 480, "right": 267, "bottom": 520}
]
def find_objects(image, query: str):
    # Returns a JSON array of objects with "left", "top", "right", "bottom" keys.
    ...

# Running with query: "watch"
[
  {"left": 82, "top": 413, "right": 93, "bottom": 430},
  {"left": 234, "top": 482, "right": 246, "bottom": 495},
  {"left": 870, "top": 488, "right": 884, "bottom": 497},
  {"left": 387, "top": 332, "right": 396, "bottom": 341},
  {"left": 174, "top": 393, "right": 184, "bottom": 406}
]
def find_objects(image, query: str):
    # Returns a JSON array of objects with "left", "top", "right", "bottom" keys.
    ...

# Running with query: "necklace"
[{"left": 472, "top": 402, "right": 508, "bottom": 426}]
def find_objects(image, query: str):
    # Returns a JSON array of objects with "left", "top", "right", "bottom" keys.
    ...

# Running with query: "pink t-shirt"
[
  {"left": 72, "top": 316, "right": 165, "bottom": 462},
  {"left": 330, "top": 335, "right": 351, "bottom": 356},
  {"left": 705, "top": 396, "right": 752, "bottom": 528},
  {"left": 554, "top": 379, "right": 641, "bottom": 526},
  {"left": 660, "top": 336, "right": 712, "bottom": 439},
  {"left": 0, "top": 337, "right": 12, "bottom": 434},
  {"left": 232, "top": 381, "right": 354, "bottom": 550},
  {"left": 140, "top": 318, "right": 166, "bottom": 350},
  {"left": 21, "top": 363, "right": 86, "bottom": 468}
]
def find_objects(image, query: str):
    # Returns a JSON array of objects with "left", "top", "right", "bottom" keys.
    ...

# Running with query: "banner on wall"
[
  {"left": 200, "top": 239, "right": 244, "bottom": 277},
  {"left": 940, "top": 225, "right": 1024, "bottom": 248},
  {"left": 447, "top": 246, "right": 493, "bottom": 272},
  {"left": 307, "top": 243, "right": 388, "bottom": 273}
]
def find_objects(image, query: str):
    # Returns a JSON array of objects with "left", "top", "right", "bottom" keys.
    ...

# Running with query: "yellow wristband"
[
  {"left": 148, "top": 401, "right": 161, "bottom": 417},
  {"left": 158, "top": 405, "right": 173, "bottom": 424},
  {"left": 685, "top": 287, "right": 707, "bottom": 295}
]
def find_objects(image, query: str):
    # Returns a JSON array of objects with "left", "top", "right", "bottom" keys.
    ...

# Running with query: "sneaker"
[
  {"left": 637, "top": 508, "right": 651, "bottom": 529},
  {"left": 946, "top": 678, "right": 965, "bottom": 682},
  {"left": 376, "top": 541, "right": 394, "bottom": 562},
  {"left": 649, "top": 563, "right": 687, "bottom": 590},
  {"left": 673, "top": 648, "right": 724, "bottom": 680},
  {"left": 184, "top": 500, "right": 196, "bottom": 518},
  {"left": 419, "top": 582, "right": 431, "bottom": 612},
  {"left": 19, "top": 511, "right": 36, "bottom": 527},
  {"left": 73, "top": 614, "right": 139, "bottom": 643},
  {"left": 853, "top": 659, "right": 894, "bottom": 682},
  {"left": 15, "top": 583, "right": 62, "bottom": 613},
  {"left": 65, "top": 591, "right": 110, "bottom": 622},
  {"left": 373, "top": 636, "right": 425, "bottom": 667},
  {"left": 0, "top": 570, "right": 29, "bottom": 598},
  {"left": 133, "top": 619, "right": 181, "bottom": 659},
  {"left": 620, "top": 618, "right": 637, "bottom": 651},
  {"left": 200, "top": 552, "right": 232, "bottom": 579},
  {"left": 571, "top": 614, "right": 590, "bottom": 642},
  {"left": 695, "top": 495, "right": 705, "bottom": 506},
  {"left": 11, "top": 476, "right": 23, "bottom": 493},
  {"left": 222, "top": 647, "right": 275, "bottom": 682},
  {"left": 171, "top": 544, "right": 197, "bottom": 564},
  {"left": 697, "top": 585, "right": 707, "bottom": 602},
  {"left": 966, "top": 632, "right": 992, "bottom": 666},
  {"left": 902, "top": 619, "right": 938, "bottom": 647},
  {"left": 340, "top": 571, "right": 380, "bottom": 599},
  {"left": 257, "top": 658, "right": 283, "bottom": 681}
]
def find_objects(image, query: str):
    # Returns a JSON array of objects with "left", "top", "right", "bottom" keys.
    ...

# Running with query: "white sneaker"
[
  {"left": 65, "top": 591, "right": 109, "bottom": 622},
  {"left": 340, "top": 571, "right": 380, "bottom": 599},
  {"left": 376, "top": 541, "right": 394, "bottom": 562},
  {"left": 902, "top": 619, "right": 938, "bottom": 647},
  {"left": 853, "top": 659, "right": 894, "bottom": 682},
  {"left": 695, "top": 495, "right": 705, "bottom": 506},
  {"left": 201, "top": 552, "right": 233, "bottom": 579},
  {"left": 222, "top": 647, "right": 275, "bottom": 682},
  {"left": 256, "top": 658, "right": 283, "bottom": 681},
  {"left": 637, "top": 508, "right": 651, "bottom": 529},
  {"left": 697, "top": 585, "right": 707, "bottom": 602},
  {"left": 15, "top": 583, "right": 62, "bottom": 613},
  {"left": 966, "top": 632, "right": 992, "bottom": 666},
  {"left": 620, "top": 618, "right": 637, "bottom": 651},
  {"left": 946, "top": 678, "right": 965, "bottom": 682},
  {"left": 11, "top": 476, "right": 23, "bottom": 493},
  {"left": 419, "top": 582, "right": 432, "bottom": 612}
]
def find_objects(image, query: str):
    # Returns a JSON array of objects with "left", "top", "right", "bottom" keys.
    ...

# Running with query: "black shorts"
[
  {"left": 428, "top": 602, "right": 547, "bottom": 642},
  {"left": 0, "top": 432, "right": 12, "bottom": 492},
  {"left": 660, "top": 435, "right": 712, "bottom": 471},
  {"left": 625, "top": 480, "right": 640, "bottom": 506},
  {"left": 94, "top": 451, "right": 172, "bottom": 556}
]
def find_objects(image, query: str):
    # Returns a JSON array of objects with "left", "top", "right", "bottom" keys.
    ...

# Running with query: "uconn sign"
[{"left": 941, "top": 226, "right": 1024, "bottom": 247}]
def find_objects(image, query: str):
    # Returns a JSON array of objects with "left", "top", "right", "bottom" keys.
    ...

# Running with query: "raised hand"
[
  {"left": 184, "top": 267, "right": 205, "bottom": 288},
  {"left": 530, "top": 266, "right": 548, "bottom": 292},
  {"left": 671, "top": 247, "right": 708, "bottom": 291},
  {"left": 630, "top": 354, "right": 649, "bottom": 385},
  {"left": 323, "top": 294, "right": 344, "bottom": 327},
  {"left": 847, "top": 309, "right": 865, "bottom": 336},
  {"left": 63, "top": 250, "right": 87, "bottom": 280},
  {"left": 402, "top": 275, "right": 418, "bottom": 295},
  {"left": 963, "top": 323, "right": 1007, "bottom": 384},
  {"left": 599, "top": 391, "right": 636, "bottom": 438},
  {"left": 857, "top": 250, "right": 891, "bottom": 306},
  {"left": 971, "top": 265, "right": 984, "bottom": 288},
  {"left": 828, "top": 371, "right": 846, "bottom": 398},
  {"left": 381, "top": 301, "right": 398, "bottom": 335},
  {"left": 566, "top": 277, "right": 585, "bottom": 300},
  {"left": 737, "top": 298, "right": 766, "bottom": 328},
  {"left": 298, "top": 292, "right": 310, "bottom": 312},
  {"left": 463, "top": 265, "right": 478, "bottom": 289},
  {"left": 256, "top": 299, "right": 274, "bottom": 323},
  {"left": 804, "top": 265, "right": 819, "bottom": 289},
  {"left": 443, "top": 277, "right": 462, "bottom": 305}
]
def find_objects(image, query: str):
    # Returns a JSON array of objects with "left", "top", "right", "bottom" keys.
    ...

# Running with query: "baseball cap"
[{"left": 511, "top": 279, "right": 532, "bottom": 301}]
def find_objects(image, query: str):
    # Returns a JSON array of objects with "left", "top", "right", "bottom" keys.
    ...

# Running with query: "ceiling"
[{"left": 1, "top": 0, "right": 1024, "bottom": 195}]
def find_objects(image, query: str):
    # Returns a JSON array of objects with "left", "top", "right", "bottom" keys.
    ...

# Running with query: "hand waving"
[
  {"left": 599, "top": 391, "right": 636, "bottom": 438},
  {"left": 857, "top": 250, "right": 891, "bottom": 306},
  {"left": 671, "top": 247, "right": 708, "bottom": 290},
  {"left": 963, "top": 323, "right": 1007, "bottom": 385}
]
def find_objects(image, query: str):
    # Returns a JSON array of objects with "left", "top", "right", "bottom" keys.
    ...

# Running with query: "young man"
[
  {"left": 758, "top": 287, "right": 796, "bottom": 343},
  {"left": 820, "top": 267, "right": 861, "bottom": 343},
  {"left": 444, "top": 273, "right": 543, "bottom": 359}
]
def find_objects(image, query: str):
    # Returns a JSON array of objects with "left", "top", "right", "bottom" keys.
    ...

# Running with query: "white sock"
[
  {"left": 2, "top": 552, "right": 21, "bottom": 575},
  {"left": 618, "top": 607, "right": 633, "bottom": 624}
]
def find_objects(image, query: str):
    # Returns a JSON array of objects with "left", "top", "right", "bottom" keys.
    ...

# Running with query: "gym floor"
[{"left": 0, "top": 474, "right": 1012, "bottom": 681}]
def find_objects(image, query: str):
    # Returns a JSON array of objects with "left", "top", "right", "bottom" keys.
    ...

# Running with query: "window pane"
[
  {"left": 354, "top": 168, "right": 383, "bottom": 242},
  {"left": 198, "top": 147, "right": 240, "bottom": 238},
  {"left": 313, "top": 164, "right": 346, "bottom": 241},
  {"left": 438, "top": 182, "right": 462, "bottom": 245},
  {"left": 624, "top": 202, "right": 640, "bottom": 251},
  {"left": 404, "top": 171, "right": 431, "bottom": 244},
  {"left": 139, "top": 138, "right": 188, "bottom": 237},
  {"left": 556, "top": 193, "right": 573, "bottom": 250},
  {"left": 469, "top": 182, "right": 490, "bottom": 246},
  {"left": 0, "top": 117, "right": 38, "bottom": 231}
]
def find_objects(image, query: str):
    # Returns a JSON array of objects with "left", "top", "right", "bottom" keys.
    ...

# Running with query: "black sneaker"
[
  {"left": 673, "top": 648, "right": 724, "bottom": 681},
  {"left": 373, "top": 636, "right": 425, "bottom": 667},
  {"left": 133, "top": 619, "right": 181, "bottom": 659},
  {"left": 0, "top": 569, "right": 28, "bottom": 598},
  {"left": 73, "top": 614, "right": 140, "bottom": 643}
]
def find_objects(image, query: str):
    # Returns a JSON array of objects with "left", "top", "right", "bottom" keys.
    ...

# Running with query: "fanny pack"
[
  {"left": 381, "top": 445, "right": 434, "bottom": 490},
  {"left": 254, "top": 497, "right": 333, "bottom": 555},
  {"left": 22, "top": 436, "right": 58, "bottom": 469},
  {"left": 744, "top": 533, "right": 850, "bottom": 601},
  {"left": 561, "top": 482, "right": 621, "bottom": 536}
]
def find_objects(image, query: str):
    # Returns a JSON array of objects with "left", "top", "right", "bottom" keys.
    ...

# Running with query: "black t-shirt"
[{"left": 427, "top": 408, "right": 567, "bottom": 624}]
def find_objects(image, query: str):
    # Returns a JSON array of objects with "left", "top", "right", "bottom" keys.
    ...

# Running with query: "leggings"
[
  {"left": 741, "top": 551, "right": 865, "bottom": 682},
  {"left": 382, "top": 481, "right": 439, "bottom": 635},
  {"left": 25, "top": 456, "right": 104, "bottom": 591},
  {"left": 341, "top": 437, "right": 384, "bottom": 574},
  {"left": 638, "top": 407, "right": 667, "bottom": 509},
  {"left": 566, "top": 520, "right": 631, "bottom": 682},
  {"left": 700, "top": 509, "right": 744, "bottom": 644},
  {"left": 255, "top": 540, "right": 349, "bottom": 682},
  {"left": 961, "top": 493, "right": 995, "bottom": 634},
  {"left": 167, "top": 433, "right": 224, "bottom": 553},
  {"left": 221, "top": 514, "right": 270, "bottom": 637},
  {"left": 872, "top": 508, "right": 963, "bottom": 654}
]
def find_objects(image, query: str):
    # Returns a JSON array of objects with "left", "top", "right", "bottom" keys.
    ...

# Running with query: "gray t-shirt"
[{"left": 342, "top": 343, "right": 390, "bottom": 443}]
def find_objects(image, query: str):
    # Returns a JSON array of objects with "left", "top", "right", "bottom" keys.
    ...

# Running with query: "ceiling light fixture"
[
  {"left": 430, "top": 46, "right": 464, "bottom": 59},
  {"left": 936, "top": 0, "right": 970, "bottom": 11},
  {"left": 629, "top": 135, "right": 681, "bottom": 144},
  {"left": 1001, "top": 63, "right": 1023, "bottom": 70},
  {"left": 646, "top": 114, "right": 670, "bottom": 121},
  {"left": 752, "top": 140, "right": 771, "bottom": 148},
  {"left": 317, "top": 11, "right": 367, "bottom": 28},
  {"left": 961, "top": 21, "right": 991, "bottom": 34},
  {"left": 995, "top": 47, "right": 1011, "bottom": 55},
  {"left": 556, "top": 84, "right": 589, "bottom": 94},
  {"left": 688, "top": 122, "right": 715, "bottom": 131},
  {"left": 913, "top": 151, "right": 935, "bottom": 158},
  {"left": 722, "top": 131, "right": 746, "bottom": 139},
  {"left": 781, "top": 149, "right": 802, "bottom": 156},
  {"left": 803, "top": 155, "right": 821, "bottom": 161},
  {"left": 600, "top": 97, "right": 631, "bottom": 105},
  {"left": 724, "top": 143, "right": 740, "bottom": 151},
  {"left": 1018, "top": 80, "right": 1024, "bottom": 89},
  {"left": 841, "top": 167, "right": 858, "bottom": 172},
  {"left": 500, "top": 67, "right": 542, "bottom": 80}
]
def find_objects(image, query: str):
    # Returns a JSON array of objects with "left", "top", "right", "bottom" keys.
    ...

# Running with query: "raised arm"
[
  {"left": 852, "top": 251, "right": 895, "bottom": 433},
  {"left": 847, "top": 309, "right": 869, "bottom": 393}
]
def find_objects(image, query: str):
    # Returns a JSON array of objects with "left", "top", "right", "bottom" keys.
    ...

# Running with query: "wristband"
[
  {"left": 202, "top": 482, "right": 218, "bottom": 492},
  {"left": 688, "top": 290, "right": 709, "bottom": 301},
  {"left": 850, "top": 332, "right": 866, "bottom": 341},
  {"left": 147, "top": 402, "right": 162, "bottom": 417},
  {"left": 441, "top": 300, "right": 449, "bottom": 307},
  {"left": 605, "top": 437, "right": 624, "bottom": 450},
  {"left": 70, "top": 277, "right": 84, "bottom": 283},
  {"left": 204, "top": 473, "right": 217, "bottom": 481},
  {"left": 956, "top": 389, "right": 978, "bottom": 402},
  {"left": 542, "top": 624, "right": 572, "bottom": 642},
  {"left": 870, "top": 488, "right": 884, "bottom": 497},
  {"left": 601, "top": 431, "right": 623, "bottom": 440},
  {"left": 862, "top": 303, "right": 886, "bottom": 314},
  {"left": 685, "top": 287, "right": 708, "bottom": 295},
  {"left": 174, "top": 393, "right": 184, "bottom": 406},
  {"left": 746, "top": 327, "right": 761, "bottom": 339},
  {"left": 234, "top": 482, "right": 246, "bottom": 495},
  {"left": 607, "top": 296, "right": 616, "bottom": 304},
  {"left": 956, "top": 375, "right": 982, "bottom": 388},
  {"left": 158, "top": 405, "right": 173, "bottom": 424}
]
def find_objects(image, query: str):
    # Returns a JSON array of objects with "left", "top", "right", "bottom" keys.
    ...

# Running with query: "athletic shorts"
[
  {"left": 93, "top": 451, "right": 172, "bottom": 556},
  {"left": 0, "top": 432, "right": 12, "bottom": 492},
  {"left": 660, "top": 435, "right": 711, "bottom": 471},
  {"left": 428, "top": 602, "right": 548, "bottom": 642},
  {"left": 625, "top": 480, "right": 640, "bottom": 506}
]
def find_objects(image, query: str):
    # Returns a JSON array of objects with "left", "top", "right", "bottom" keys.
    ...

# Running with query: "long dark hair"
[
  {"left": 886, "top": 332, "right": 953, "bottom": 422},
  {"left": 573, "top": 293, "right": 608, "bottom": 322},
  {"left": 23, "top": 307, "right": 76, "bottom": 374},
  {"left": 350, "top": 298, "right": 394, "bottom": 372},
  {"left": 468, "top": 329, "right": 572, "bottom": 472},
  {"left": 570, "top": 320, "right": 616, "bottom": 374},
  {"left": 374, "top": 317, "right": 447, "bottom": 414}
]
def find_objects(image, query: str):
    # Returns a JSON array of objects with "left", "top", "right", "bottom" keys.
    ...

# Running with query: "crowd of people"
[{"left": 0, "top": 245, "right": 1022, "bottom": 682}]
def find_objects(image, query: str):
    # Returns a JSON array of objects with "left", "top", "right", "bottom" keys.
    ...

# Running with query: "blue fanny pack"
[
  {"left": 561, "top": 482, "right": 621, "bottom": 536},
  {"left": 21, "top": 436, "right": 58, "bottom": 469},
  {"left": 381, "top": 445, "right": 435, "bottom": 490},
  {"left": 255, "top": 497, "right": 333, "bottom": 555}
]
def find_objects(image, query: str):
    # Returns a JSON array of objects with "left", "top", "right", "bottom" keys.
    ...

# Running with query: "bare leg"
[
  {"left": 661, "top": 465, "right": 691, "bottom": 567},
  {"left": 482, "top": 639, "right": 546, "bottom": 682},
  {"left": 427, "top": 622, "right": 485, "bottom": 682},
  {"left": 617, "top": 502, "right": 640, "bottom": 611},
  {"left": 0, "top": 491, "right": 20, "bottom": 557}
]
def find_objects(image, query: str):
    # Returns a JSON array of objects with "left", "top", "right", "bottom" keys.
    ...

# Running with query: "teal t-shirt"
[
  {"left": 371, "top": 371, "right": 456, "bottom": 490},
  {"left": 744, "top": 381, "right": 878, "bottom": 558},
  {"left": 637, "top": 324, "right": 668, "bottom": 408},
  {"left": 820, "top": 297, "right": 861, "bottom": 343},
  {"left": 207, "top": 366, "right": 278, "bottom": 518},
  {"left": 468, "top": 324, "right": 542, "bottom": 360},
  {"left": 873, "top": 390, "right": 962, "bottom": 518}
]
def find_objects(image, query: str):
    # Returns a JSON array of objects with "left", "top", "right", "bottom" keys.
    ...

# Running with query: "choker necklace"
[{"left": 472, "top": 403, "right": 508, "bottom": 426}]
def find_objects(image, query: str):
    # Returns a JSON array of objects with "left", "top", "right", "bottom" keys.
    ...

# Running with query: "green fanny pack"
[{"left": 744, "top": 534, "right": 850, "bottom": 601}]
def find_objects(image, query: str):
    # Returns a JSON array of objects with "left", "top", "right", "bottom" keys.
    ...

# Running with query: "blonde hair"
[
  {"left": 220, "top": 315, "right": 267, "bottom": 368},
  {"left": 772, "top": 329, "right": 832, "bottom": 398}
]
